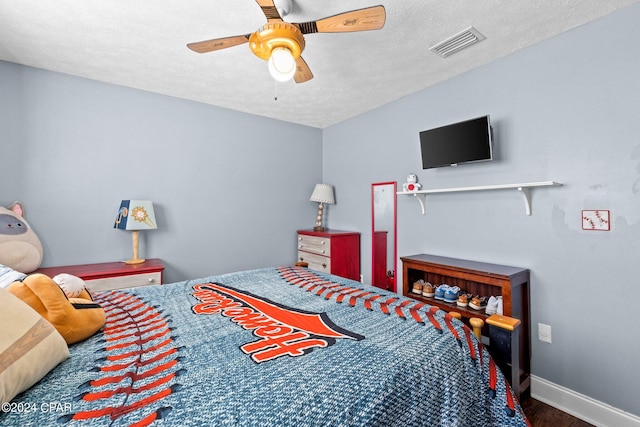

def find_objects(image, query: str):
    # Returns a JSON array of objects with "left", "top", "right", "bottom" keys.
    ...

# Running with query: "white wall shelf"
[{"left": 397, "top": 181, "right": 562, "bottom": 216}]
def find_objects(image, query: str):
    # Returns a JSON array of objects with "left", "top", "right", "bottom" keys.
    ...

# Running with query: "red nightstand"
[{"left": 35, "top": 259, "right": 164, "bottom": 292}]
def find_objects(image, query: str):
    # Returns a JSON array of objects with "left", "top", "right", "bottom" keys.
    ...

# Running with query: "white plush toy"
[
  {"left": 402, "top": 173, "right": 422, "bottom": 192},
  {"left": 53, "top": 273, "right": 87, "bottom": 298}
]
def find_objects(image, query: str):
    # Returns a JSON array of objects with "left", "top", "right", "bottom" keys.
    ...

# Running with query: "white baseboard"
[{"left": 530, "top": 375, "right": 640, "bottom": 427}]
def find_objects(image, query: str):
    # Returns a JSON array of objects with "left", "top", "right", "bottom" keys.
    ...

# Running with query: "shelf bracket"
[
  {"left": 517, "top": 187, "right": 532, "bottom": 216},
  {"left": 412, "top": 193, "right": 426, "bottom": 214}
]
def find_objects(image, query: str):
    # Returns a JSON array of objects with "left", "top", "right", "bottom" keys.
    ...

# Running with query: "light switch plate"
[{"left": 582, "top": 210, "right": 610, "bottom": 231}]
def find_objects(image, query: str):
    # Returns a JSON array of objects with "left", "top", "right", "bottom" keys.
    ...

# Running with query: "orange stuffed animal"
[{"left": 7, "top": 273, "right": 105, "bottom": 344}]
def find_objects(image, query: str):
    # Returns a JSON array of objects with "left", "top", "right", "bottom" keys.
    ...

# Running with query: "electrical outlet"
[{"left": 538, "top": 323, "right": 552, "bottom": 343}]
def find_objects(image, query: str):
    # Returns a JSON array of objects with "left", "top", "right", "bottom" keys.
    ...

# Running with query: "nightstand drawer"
[
  {"left": 297, "top": 251, "right": 331, "bottom": 273},
  {"left": 85, "top": 272, "right": 162, "bottom": 292},
  {"left": 298, "top": 234, "right": 331, "bottom": 256},
  {"left": 35, "top": 259, "right": 165, "bottom": 293}
]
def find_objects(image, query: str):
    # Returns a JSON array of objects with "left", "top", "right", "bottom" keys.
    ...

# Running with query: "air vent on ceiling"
[{"left": 430, "top": 26, "right": 486, "bottom": 58}]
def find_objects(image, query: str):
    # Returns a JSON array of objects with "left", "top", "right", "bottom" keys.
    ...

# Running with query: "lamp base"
[
  {"left": 126, "top": 230, "right": 146, "bottom": 265},
  {"left": 313, "top": 203, "right": 326, "bottom": 233}
]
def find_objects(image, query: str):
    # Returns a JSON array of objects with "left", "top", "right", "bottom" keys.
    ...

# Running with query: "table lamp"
[
  {"left": 114, "top": 200, "right": 157, "bottom": 265},
  {"left": 309, "top": 184, "right": 335, "bottom": 232}
]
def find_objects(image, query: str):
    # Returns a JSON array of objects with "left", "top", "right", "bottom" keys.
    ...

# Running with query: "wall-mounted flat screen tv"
[{"left": 420, "top": 115, "right": 493, "bottom": 169}]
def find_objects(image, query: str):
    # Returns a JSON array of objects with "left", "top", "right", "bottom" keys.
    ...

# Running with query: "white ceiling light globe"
[{"left": 268, "top": 47, "right": 296, "bottom": 82}]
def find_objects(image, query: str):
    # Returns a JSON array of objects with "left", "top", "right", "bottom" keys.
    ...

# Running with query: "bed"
[{"left": 1, "top": 266, "right": 528, "bottom": 426}]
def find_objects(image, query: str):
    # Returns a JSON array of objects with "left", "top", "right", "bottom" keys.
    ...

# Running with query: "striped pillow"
[
  {"left": 0, "top": 264, "right": 26, "bottom": 288},
  {"left": 0, "top": 287, "right": 69, "bottom": 404}
]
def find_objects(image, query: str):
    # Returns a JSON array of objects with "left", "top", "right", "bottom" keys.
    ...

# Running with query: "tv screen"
[{"left": 420, "top": 115, "right": 493, "bottom": 169}]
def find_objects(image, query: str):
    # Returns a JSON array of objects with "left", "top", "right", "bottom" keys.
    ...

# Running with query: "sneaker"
[
  {"left": 469, "top": 295, "right": 488, "bottom": 311},
  {"left": 486, "top": 296, "right": 499, "bottom": 315},
  {"left": 444, "top": 286, "right": 461, "bottom": 303},
  {"left": 422, "top": 282, "right": 435, "bottom": 298},
  {"left": 412, "top": 280, "right": 425, "bottom": 295},
  {"left": 456, "top": 293, "right": 472, "bottom": 308},
  {"left": 434, "top": 284, "right": 450, "bottom": 300},
  {"left": 497, "top": 296, "right": 503, "bottom": 315}
]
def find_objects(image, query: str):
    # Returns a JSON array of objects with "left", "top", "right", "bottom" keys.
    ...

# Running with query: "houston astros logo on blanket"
[{"left": 191, "top": 283, "right": 364, "bottom": 363}]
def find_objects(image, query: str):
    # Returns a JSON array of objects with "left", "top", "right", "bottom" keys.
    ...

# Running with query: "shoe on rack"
[
  {"left": 444, "top": 286, "right": 461, "bottom": 303},
  {"left": 434, "top": 284, "right": 450, "bottom": 300},
  {"left": 422, "top": 282, "right": 436, "bottom": 298},
  {"left": 469, "top": 295, "right": 488, "bottom": 311},
  {"left": 485, "top": 296, "right": 499, "bottom": 315},
  {"left": 497, "top": 296, "right": 503, "bottom": 315},
  {"left": 456, "top": 293, "right": 472, "bottom": 308},
  {"left": 412, "top": 279, "right": 425, "bottom": 295}
]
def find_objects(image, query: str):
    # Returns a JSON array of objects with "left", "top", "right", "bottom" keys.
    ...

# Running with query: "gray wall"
[
  {"left": 323, "top": 4, "right": 640, "bottom": 417},
  {"left": 0, "top": 61, "right": 323, "bottom": 283},
  {"left": 2, "top": 3, "right": 639, "bottom": 419}
]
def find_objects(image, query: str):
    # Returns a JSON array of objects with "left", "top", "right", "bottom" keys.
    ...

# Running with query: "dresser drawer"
[
  {"left": 297, "top": 251, "right": 331, "bottom": 274},
  {"left": 298, "top": 234, "right": 331, "bottom": 256},
  {"left": 85, "top": 272, "right": 162, "bottom": 292}
]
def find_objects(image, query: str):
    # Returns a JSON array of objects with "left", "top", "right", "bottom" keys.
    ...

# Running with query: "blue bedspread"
[{"left": 1, "top": 266, "right": 529, "bottom": 426}]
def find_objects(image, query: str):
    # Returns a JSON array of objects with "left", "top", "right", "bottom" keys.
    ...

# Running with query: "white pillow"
[
  {"left": 0, "top": 287, "right": 69, "bottom": 404},
  {"left": 0, "top": 264, "right": 26, "bottom": 288}
]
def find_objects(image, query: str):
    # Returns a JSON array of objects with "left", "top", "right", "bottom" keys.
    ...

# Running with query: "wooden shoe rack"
[{"left": 401, "top": 253, "right": 530, "bottom": 395}]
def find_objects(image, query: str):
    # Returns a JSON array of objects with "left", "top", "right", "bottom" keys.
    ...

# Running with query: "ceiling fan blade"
[
  {"left": 187, "top": 35, "right": 250, "bottom": 54},
  {"left": 294, "top": 56, "right": 313, "bottom": 83},
  {"left": 296, "top": 5, "right": 386, "bottom": 34},
  {"left": 255, "top": 0, "right": 283, "bottom": 22}
]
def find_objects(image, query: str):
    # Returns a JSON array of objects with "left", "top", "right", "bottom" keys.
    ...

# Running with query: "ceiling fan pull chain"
[{"left": 274, "top": 80, "right": 278, "bottom": 101}]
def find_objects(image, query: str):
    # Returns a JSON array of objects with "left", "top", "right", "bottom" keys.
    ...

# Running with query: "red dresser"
[{"left": 297, "top": 229, "right": 360, "bottom": 281}]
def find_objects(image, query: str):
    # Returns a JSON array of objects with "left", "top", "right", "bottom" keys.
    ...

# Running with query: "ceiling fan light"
[{"left": 268, "top": 47, "right": 296, "bottom": 82}]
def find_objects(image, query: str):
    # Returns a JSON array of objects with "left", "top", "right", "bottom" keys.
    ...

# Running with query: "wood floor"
[{"left": 520, "top": 395, "right": 594, "bottom": 427}]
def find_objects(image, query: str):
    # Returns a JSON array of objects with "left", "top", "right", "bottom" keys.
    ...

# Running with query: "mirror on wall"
[{"left": 371, "top": 182, "right": 397, "bottom": 292}]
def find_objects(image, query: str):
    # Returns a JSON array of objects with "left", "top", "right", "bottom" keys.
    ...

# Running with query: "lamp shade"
[
  {"left": 309, "top": 184, "right": 335, "bottom": 205},
  {"left": 114, "top": 200, "right": 157, "bottom": 231}
]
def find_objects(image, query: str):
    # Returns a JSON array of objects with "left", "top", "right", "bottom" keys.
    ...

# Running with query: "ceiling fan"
[{"left": 187, "top": 0, "right": 386, "bottom": 83}]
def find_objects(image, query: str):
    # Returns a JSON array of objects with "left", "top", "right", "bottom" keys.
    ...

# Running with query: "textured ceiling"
[{"left": 1, "top": 0, "right": 638, "bottom": 128}]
